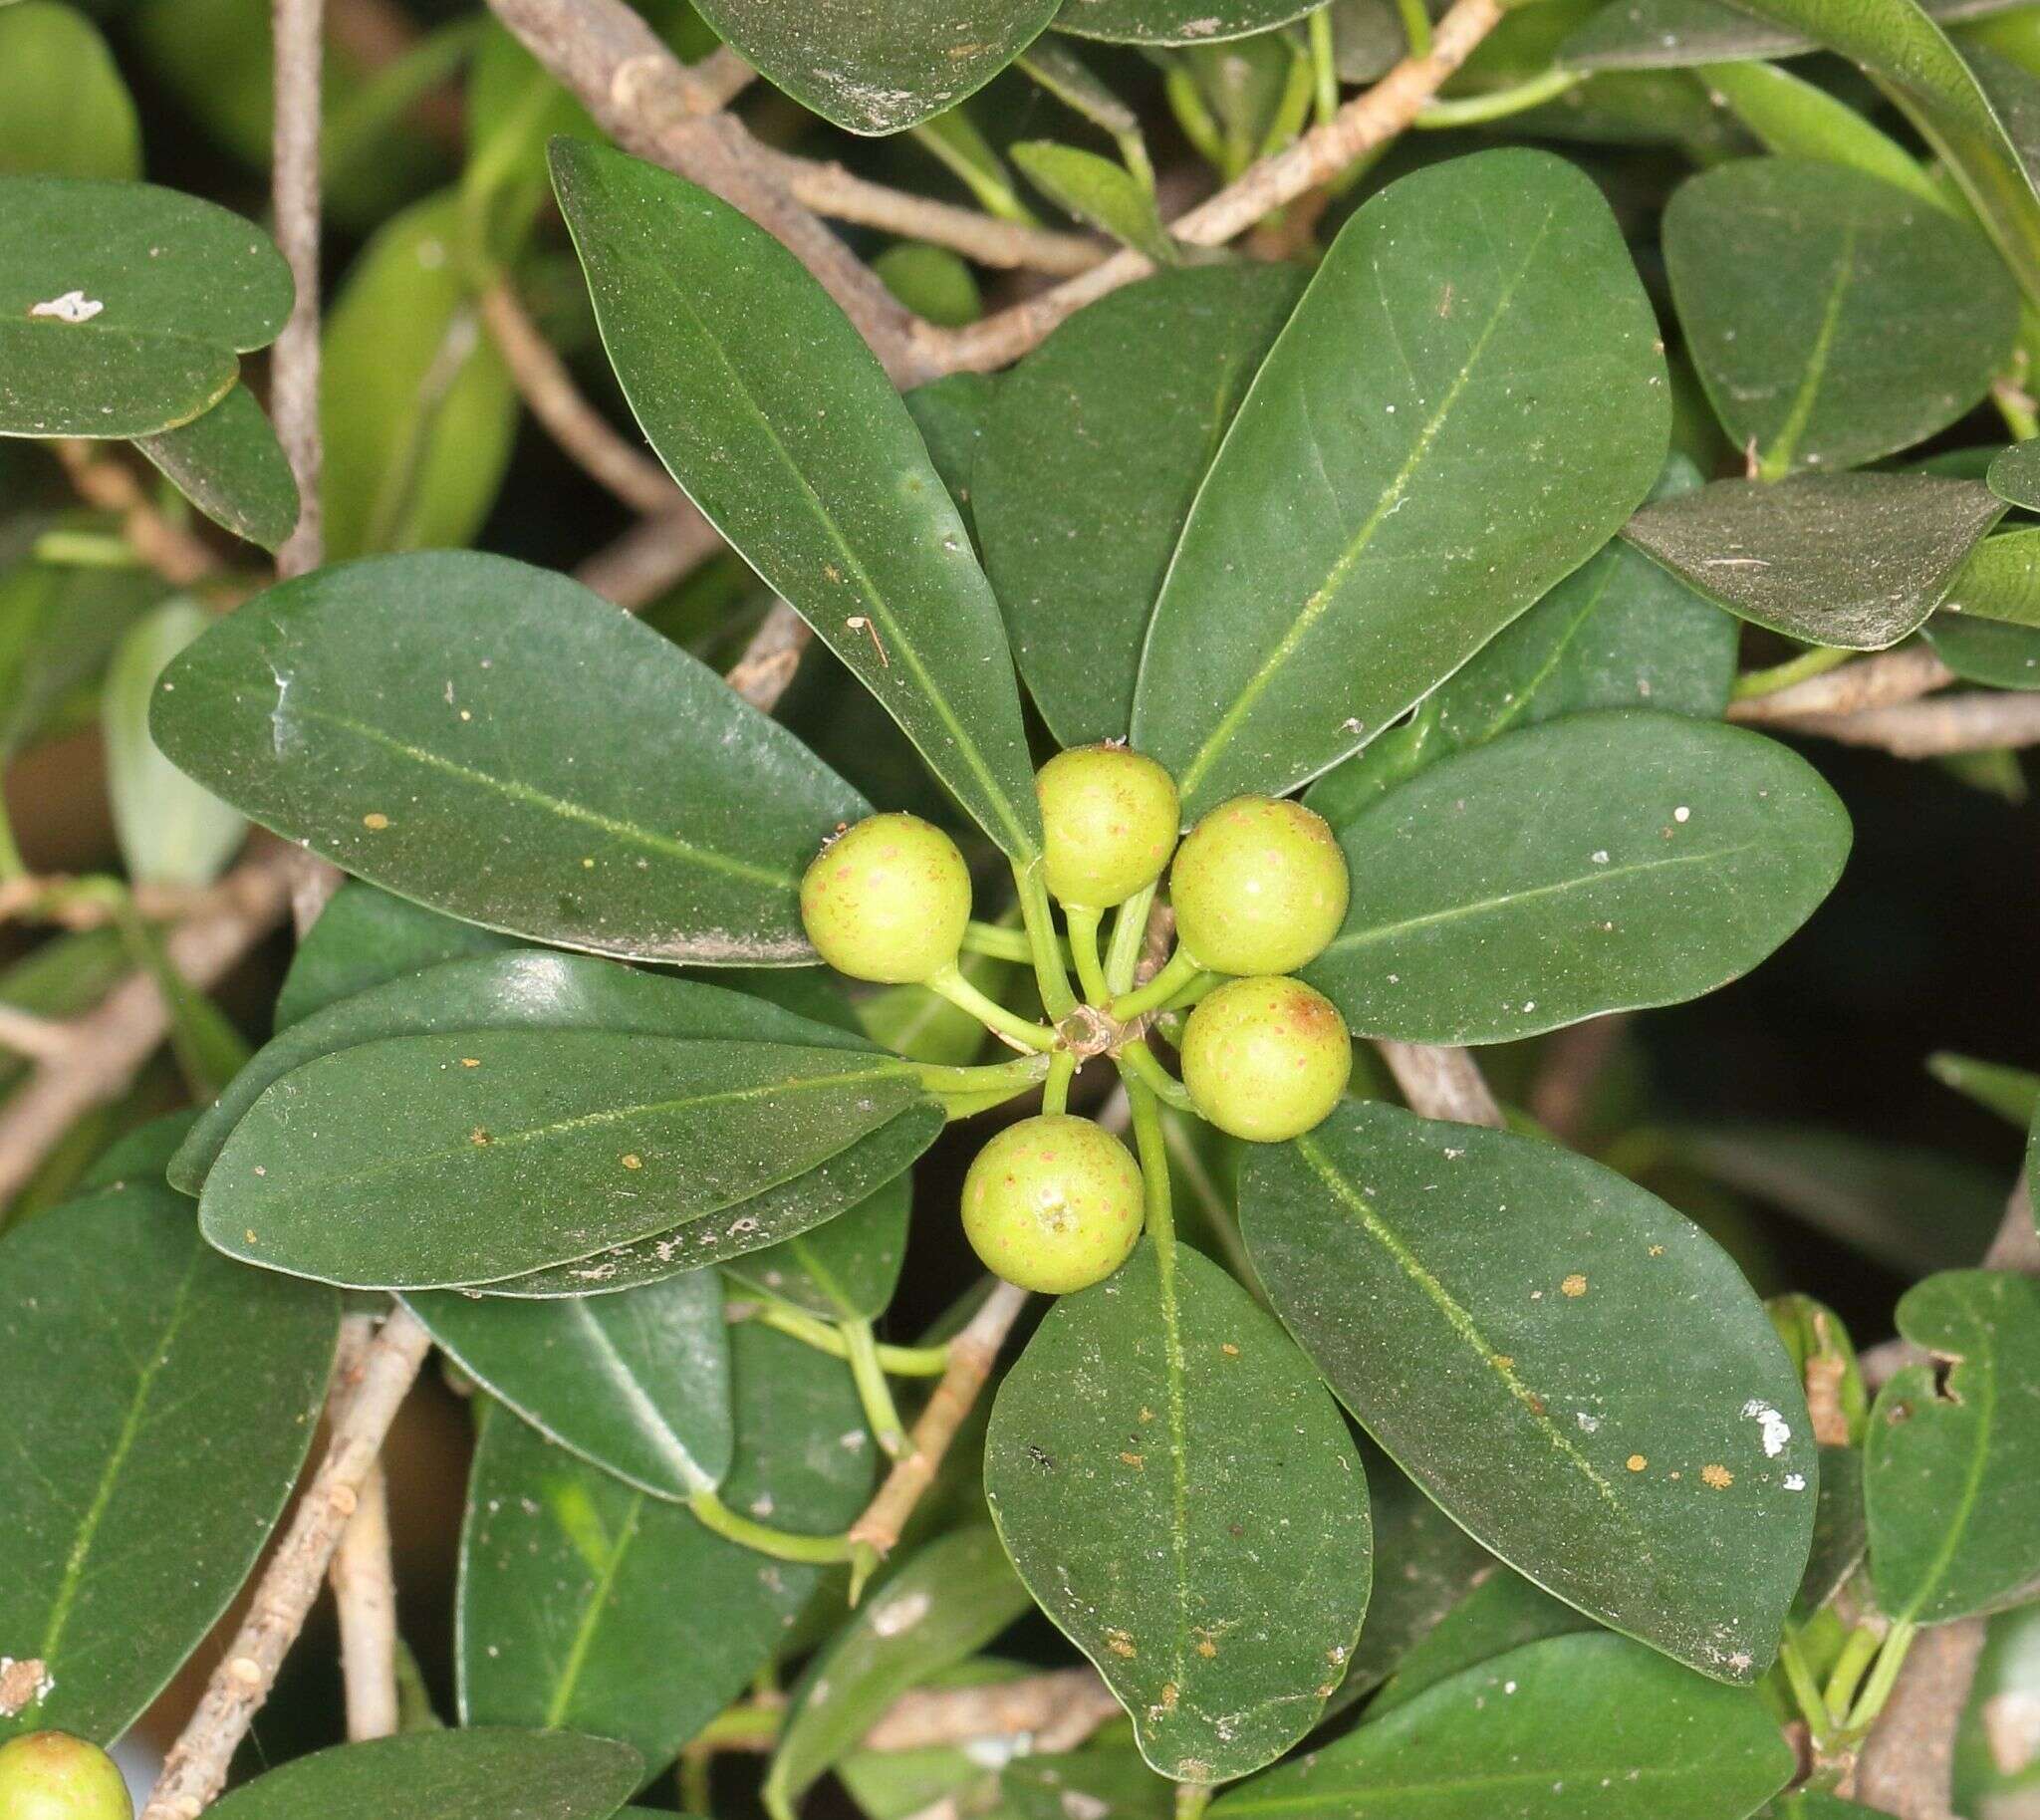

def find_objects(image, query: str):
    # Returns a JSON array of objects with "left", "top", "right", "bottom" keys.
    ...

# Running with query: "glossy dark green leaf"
[
  {"left": 985, "top": 1239, "right": 1373, "bottom": 1782},
  {"left": 275, "top": 883, "right": 517, "bottom": 1030},
  {"left": 690, "top": 0, "right": 1056, "bottom": 133},
  {"left": 1924, "top": 614, "right": 2040, "bottom": 687},
  {"left": 1792, "top": 1446, "right": 1867, "bottom": 1623},
  {"left": 1692, "top": 60, "right": 1940, "bottom": 201},
  {"left": 1625, "top": 473, "right": 2005, "bottom": 649},
  {"left": 321, "top": 192, "right": 516, "bottom": 561},
  {"left": 1370, "top": 1568, "right": 1593, "bottom": 1717},
  {"left": 199, "top": 1030, "right": 932, "bottom": 1288},
  {"left": 1056, "top": 0, "right": 1320, "bottom": 46},
  {"left": 0, "top": 319, "right": 233, "bottom": 439},
  {"left": 725, "top": 1172, "right": 909, "bottom": 1321},
  {"left": 133, "top": 384, "right": 301, "bottom": 552},
  {"left": 0, "top": 2, "right": 140, "bottom": 180},
  {"left": 174, "top": 950, "right": 870, "bottom": 1193},
  {"left": 206, "top": 1728, "right": 642, "bottom": 1820},
  {"left": 0, "top": 546, "right": 159, "bottom": 760},
  {"left": 1003, "top": 1745, "right": 1172, "bottom": 1820},
  {"left": 77, "top": 1109, "right": 200, "bottom": 1194},
  {"left": 902, "top": 372, "right": 996, "bottom": 535},
  {"left": 1304, "top": 713, "right": 1849, "bottom": 1046},
  {"left": 151, "top": 550, "right": 869, "bottom": 963},
  {"left": 1664, "top": 158, "right": 2017, "bottom": 476},
  {"left": 1866, "top": 1269, "right": 2040, "bottom": 1624},
  {"left": 1561, "top": 0, "right": 2021, "bottom": 70},
  {"left": 765, "top": 1527, "right": 1033, "bottom": 1816},
  {"left": 875, "top": 243, "right": 980, "bottom": 328},
  {"left": 1761, "top": 1795, "right": 1881, "bottom": 1819},
  {"left": 1131, "top": 149, "right": 1667, "bottom": 815},
  {"left": 459, "top": 1323, "right": 873, "bottom": 1776},
  {"left": 482, "top": 1105, "right": 943, "bottom": 1298},
  {"left": 1209, "top": 1634, "right": 1795, "bottom": 1819},
  {"left": 975, "top": 263, "right": 1302, "bottom": 746},
  {"left": 1308, "top": 459, "right": 1734, "bottom": 826},
  {"left": 1244, "top": 1102, "right": 1817, "bottom": 1683},
  {"left": 551, "top": 140, "right": 1041, "bottom": 863},
  {"left": 0, "top": 1182, "right": 338, "bottom": 1743},
  {"left": 1012, "top": 140, "right": 1175, "bottom": 262},
  {"left": 1945, "top": 528, "right": 2040, "bottom": 628},
  {"left": 410, "top": 1269, "right": 730, "bottom": 1497},
  {"left": 1988, "top": 436, "right": 2040, "bottom": 508}
]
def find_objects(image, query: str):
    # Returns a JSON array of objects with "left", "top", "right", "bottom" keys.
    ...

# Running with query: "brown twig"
[
  {"left": 0, "top": 1003, "right": 75, "bottom": 1062},
  {"left": 271, "top": 0, "right": 326, "bottom": 578},
  {"left": 725, "top": 600, "right": 813, "bottom": 711},
  {"left": 859, "top": 1668, "right": 1122, "bottom": 1752},
  {"left": 1726, "top": 650, "right": 1954, "bottom": 725},
  {"left": 479, "top": 280, "right": 690, "bottom": 517},
  {"left": 849, "top": 1280, "right": 1030, "bottom": 1560},
  {"left": 1856, "top": 1622, "right": 1991, "bottom": 1820},
  {"left": 327, "top": 1314, "right": 401, "bottom": 1742},
  {"left": 1376, "top": 1041, "right": 1504, "bottom": 1129},
  {"left": 51, "top": 442, "right": 224, "bottom": 590},
  {"left": 574, "top": 509, "right": 727, "bottom": 611},
  {"left": 1773, "top": 690, "right": 2040, "bottom": 758}
]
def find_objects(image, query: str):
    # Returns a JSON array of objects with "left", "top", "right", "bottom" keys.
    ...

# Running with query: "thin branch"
[
  {"left": 327, "top": 1314, "right": 400, "bottom": 1742},
  {"left": 1856, "top": 1621, "right": 1989, "bottom": 1819},
  {"left": 479, "top": 280, "right": 689, "bottom": 517},
  {"left": 860, "top": 1668, "right": 1121, "bottom": 1752},
  {"left": 0, "top": 1003, "right": 75, "bottom": 1062},
  {"left": 1726, "top": 649, "right": 1953, "bottom": 725},
  {"left": 271, "top": 0, "right": 326, "bottom": 578},
  {"left": 725, "top": 601, "right": 813, "bottom": 712},
  {"left": 574, "top": 509, "right": 727, "bottom": 611},
  {"left": 51, "top": 442, "right": 225, "bottom": 590},
  {"left": 1376, "top": 1041, "right": 1504, "bottom": 1129},
  {"left": 142, "top": 1305, "right": 435, "bottom": 1820},
  {"left": 849, "top": 1280, "right": 1030, "bottom": 1559},
  {"left": 1779, "top": 690, "right": 2040, "bottom": 758}
]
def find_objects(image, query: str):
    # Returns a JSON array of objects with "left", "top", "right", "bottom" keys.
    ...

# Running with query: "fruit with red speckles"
[
  {"left": 1168, "top": 796, "right": 1348, "bottom": 976},
  {"left": 1180, "top": 975, "right": 1352, "bottom": 1142},
  {"left": 1036, "top": 745, "right": 1180, "bottom": 910},
  {"left": 0, "top": 1731, "right": 133, "bottom": 1820},
  {"left": 961, "top": 1114, "right": 1144, "bottom": 1293},
  {"left": 799, "top": 812, "right": 972, "bottom": 983}
]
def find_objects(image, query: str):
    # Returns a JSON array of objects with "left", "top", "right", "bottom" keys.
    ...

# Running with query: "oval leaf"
[
  {"left": 199, "top": 1030, "right": 933, "bottom": 1288},
  {"left": 0, "top": 2, "right": 140, "bottom": 181},
  {"left": 975, "top": 264, "right": 1304, "bottom": 747},
  {"left": 550, "top": 138, "right": 1042, "bottom": 863},
  {"left": 1624, "top": 472, "right": 2005, "bottom": 649},
  {"left": 1664, "top": 157, "right": 2017, "bottom": 476},
  {"left": 1561, "top": 0, "right": 2022, "bottom": 70},
  {"left": 150, "top": 550, "right": 869, "bottom": 964},
  {"left": 275, "top": 881, "right": 518, "bottom": 1030},
  {"left": 985, "top": 1239, "right": 1374, "bottom": 1783},
  {"left": 1243, "top": 1101, "right": 1817, "bottom": 1683},
  {"left": 1945, "top": 526, "right": 2040, "bottom": 627},
  {"left": 459, "top": 1323, "right": 874, "bottom": 1777},
  {"left": 134, "top": 383, "right": 301, "bottom": 552},
  {"left": 1209, "top": 1634, "right": 1795, "bottom": 1819},
  {"left": 1130, "top": 148, "right": 1667, "bottom": 815},
  {"left": 725, "top": 1170, "right": 910, "bottom": 1321},
  {"left": 1304, "top": 712, "right": 1850, "bottom": 1046},
  {"left": 1988, "top": 435, "right": 2040, "bottom": 509},
  {"left": 1923, "top": 614, "right": 2040, "bottom": 687},
  {"left": 1866, "top": 1269, "right": 2040, "bottom": 1624},
  {"left": 1057, "top": 0, "right": 1322, "bottom": 46},
  {"left": 0, "top": 1182, "right": 338, "bottom": 1744}
]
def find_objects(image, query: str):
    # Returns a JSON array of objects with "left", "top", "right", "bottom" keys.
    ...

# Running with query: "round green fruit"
[
  {"left": 800, "top": 812, "right": 972, "bottom": 983},
  {"left": 1168, "top": 796, "right": 1349, "bottom": 976},
  {"left": 0, "top": 1732, "right": 133, "bottom": 1820},
  {"left": 1036, "top": 745, "right": 1180, "bottom": 910},
  {"left": 961, "top": 1114, "right": 1144, "bottom": 1294},
  {"left": 1180, "top": 975, "right": 1353, "bottom": 1142}
]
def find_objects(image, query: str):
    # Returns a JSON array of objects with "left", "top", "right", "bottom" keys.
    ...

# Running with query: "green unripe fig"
[
  {"left": 1180, "top": 975, "right": 1353, "bottom": 1142},
  {"left": 1036, "top": 745, "right": 1180, "bottom": 910},
  {"left": 0, "top": 1731, "right": 134, "bottom": 1820},
  {"left": 961, "top": 1114, "right": 1144, "bottom": 1294},
  {"left": 1168, "top": 796, "right": 1349, "bottom": 976},
  {"left": 800, "top": 812, "right": 972, "bottom": 983}
]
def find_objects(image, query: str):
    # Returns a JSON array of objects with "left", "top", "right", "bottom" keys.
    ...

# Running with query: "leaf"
[
  {"left": 1953, "top": 1601, "right": 2040, "bottom": 1814},
  {"left": 0, "top": 545, "right": 159, "bottom": 760},
  {"left": 0, "top": 173, "right": 290, "bottom": 438},
  {"left": 0, "top": 1181, "right": 338, "bottom": 1744},
  {"left": 1369, "top": 1568, "right": 1594, "bottom": 1717},
  {"left": 173, "top": 949, "right": 872, "bottom": 1193},
  {"left": 1792, "top": 1446, "right": 1867, "bottom": 1623},
  {"left": 1561, "top": 0, "right": 2023, "bottom": 69},
  {"left": 875, "top": 244, "right": 982, "bottom": 329},
  {"left": 551, "top": 139, "right": 1042, "bottom": 863},
  {"left": 1056, "top": 0, "right": 1322, "bottom": 47},
  {"left": 102, "top": 601, "right": 248, "bottom": 891},
  {"left": 1002, "top": 1745, "right": 1173, "bottom": 1820},
  {"left": 276, "top": 883, "right": 519, "bottom": 1030},
  {"left": 1208, "top": 1634, "right": 1795, "bottom": 1819},
  {"left": 205, "top": 1728, "right": 643, "bottom": 1820},
  {"left": 459, "top": 1323, "right": 874, "bottom": 1776},
  {"left": 1307, "top": 458, "right": 1736, "bottom": 826},
  {"left": 199, "top": 1030, "right": 935, "bottom": 1288},
  {"left": 974, "top": 264, "right": 1303, "bottom": 747},
  {"left": 1866, "top": 1269, "right": 2040, "bottom": 1625},
  {"left": 688, "top": 0, "right": 1057, "bottom": 134},
  {"left": 1927, "top": 1049, "right": 2040, "bottom": 1127},
  {"left": 1129, "top": 149, "right": 1667, "bottom": 816},
  {"left": 133, "top": 384, "right": 301, "bottom": 552},
  {"left": 1988, "top": 436, "right": 2040, "bottom": 508},
  {"left": 1945, "top": 527, "right": 2040, "bottom": 627},
  {"left": 321, "top": 192, "right": 516, "bottom": 561},
  {"left": 410, "top": 1270, "right": 730, "bottom": 1498},
  {"left": 725, "top": 1172, "right": 910, "bottom": 1322},
  {"left": 1664, "top": 158, "right": 2017, "bottom": 477},
  {"left": 1243, "top": 1101, "right": 1818, "bottom": 1683},
  {"left": 985, "top": 1239, "right": 1374, "bottom": 1782},
  {"left": 765, "top": 1527, "right": 1033, "bottom": 1816},
  {"left": 0, "top": 1, "right": 140, "bottom": 180},
  {"left": 902, "top": 373, "right": 996, "bottom": 536},
  {"left": 1011, "top": 140, "right": 1175, "bottom": 262},
  {"left": 1624, "top": 473, "right": 2005, "bottom": 650},
  {"left": 1691, "top": 62, "right": 1940, "bottom": 204},
  {"left": 1924, "top": 614, "right": 2040, "bottom": 687},
  {"left": 481, "top": 1105, "right": 943, "bottom": 1298},
  {"left": 1304, "top": 713, "right": 1849, "bottom": 1046},
  {"left": 150, "top": 550, "right": 870, "bottom": 964}
]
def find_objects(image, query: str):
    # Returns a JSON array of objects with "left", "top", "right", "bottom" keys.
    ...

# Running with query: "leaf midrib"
[
  {"left": 1894, "top": 1307, "right": 2002, "bottom": 1623},
  {"left": 1758, "top": 210, "right": 1860, "bottom": 478},
  {"left": 546, "top": 1490, "right": 644, "bottom": 1727},
  {"left": 1216, "top": 1751, "right": 1718, "bottom": 1815},
  {"left": 567, "top": 1299, "right": 717, "bottom": 1495}
]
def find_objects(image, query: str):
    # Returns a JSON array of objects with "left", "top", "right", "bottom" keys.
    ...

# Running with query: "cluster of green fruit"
[
  {"left": 0, "top": 1730, "right": 132, "bottom": 1820},
  {"left": 800, "top": 745, "right": 1354, "bottom": 1296}
]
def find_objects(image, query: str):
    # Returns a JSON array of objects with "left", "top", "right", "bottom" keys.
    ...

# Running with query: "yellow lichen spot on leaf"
[
  {"left": 622, "top": 1154, "right": 643, "bottom": 1170},
  {"left": 1649, "top": 1244, "right": 1665, "bottom": 1257},
  {"left": 1120, "top": 1451, "right": 1145, "bottom": 1468},
  {"left": 362, "top": 812, "right": 389, "bottom": 830},
  {"left": 1220, "top": 1342, "right": 1240, "bottom": 1358},
  {"left": 1195, "top": 1637, "right": 1218, "bottom": 1660},
  {"left": 1627, "top": 1454, "right": 1648, "bottom": 1472},
  {"left": 469, "top": 1127, "right": 490, "bottom": 1146},
  {"left": 460, "top": 1058, "right": 481, "bottom": 1068},
  {"left": 1701, "top": 1463, "right": 1734, "bottom": 1489},
  {"left": 1561, "top": 1273, "right": 1588, "bottom": 1298},
  {"left": 1106, "top": 1629, "right": 1136, "bottom": 1659}
]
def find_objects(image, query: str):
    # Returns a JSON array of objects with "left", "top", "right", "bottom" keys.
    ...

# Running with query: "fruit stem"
[
  {"left": 1127, "top": 1075, "right": 1176, "bottom": 1251},
  {"left": 1119, "top": 1038, "right": 1195, "bottom": 1115},
  {"left": 741, "top": 1300, "right": 951, "bottom": 1376},
  {"left": 686, "top": 1488, "right": 863, "bottom": 1564},
  {"left": 926, "top": 961, "right": 1059, "bottom": 1053},
  {"left": 1822, "top": 1622, "right": 1884, "bottom": 1724},
  {"left": 963, "top": 918, "right": 1069, "bottom": 964},
  {"left": 1113, "top": 946, "right": 1207, "bottom": 1021},
  {"left": 1042, "top": 1049, "right": 1077, "bottom": 1115},
  {"left": 1065, "top": 905, "right": 1114, "bottom": 1005},
  {"left": 842, "top": 1318, "right": 912, "bottom": 1458},
  {"left": 1104, "top": 882, "right": 1157, "bottom": 995},
  {"left": 1176, "top": 1785, "right": 1214, "bottom": 1820},
  {"left": 1731, "top": 643, "right": 1853, "bottom": 701},
  {"left": 1014, "top": 860, "right": 1081, "bottom": 1020}
]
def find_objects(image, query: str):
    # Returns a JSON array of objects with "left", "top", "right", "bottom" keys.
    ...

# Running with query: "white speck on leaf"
[
  {"left": 1741, "top": 1399, "right": 1792, "bottom": 1457},
  {"left": 29, "top": 290, "right": 103, "bottom": 323}
]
